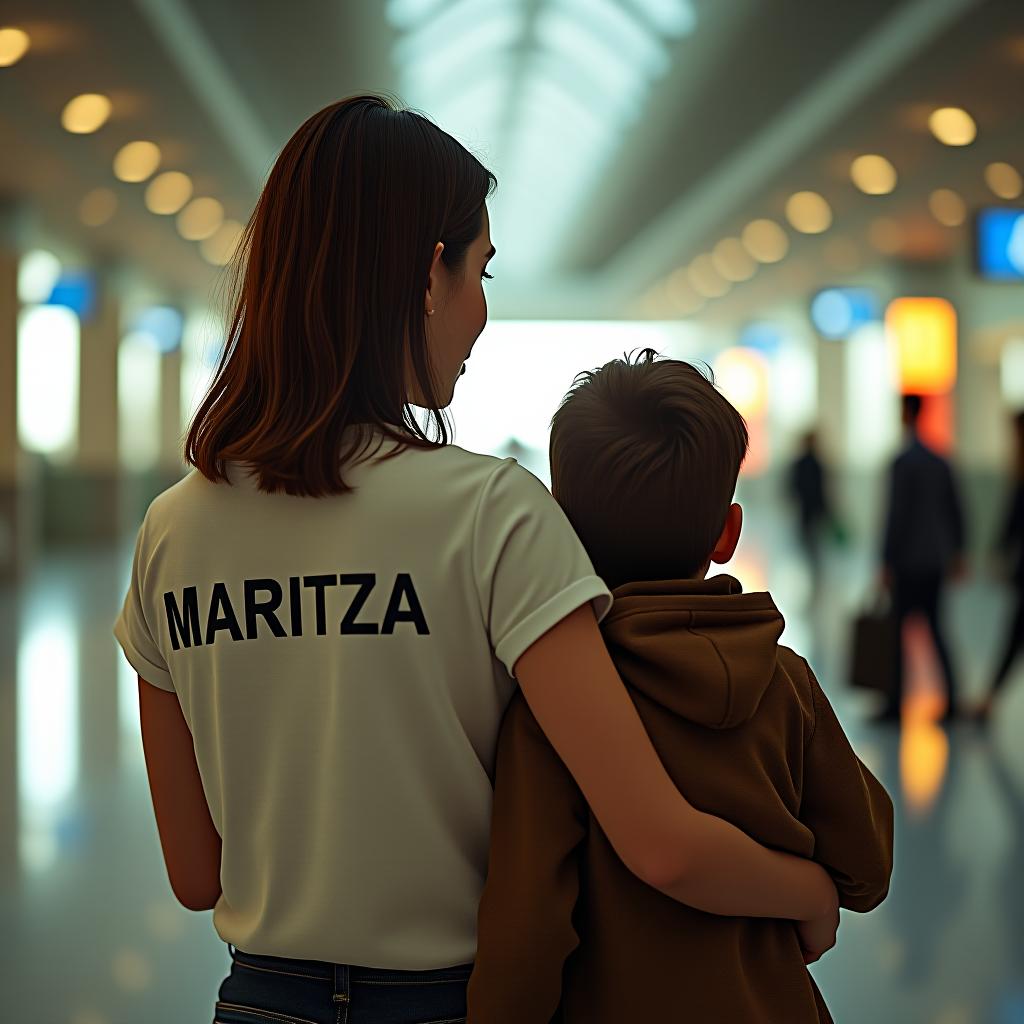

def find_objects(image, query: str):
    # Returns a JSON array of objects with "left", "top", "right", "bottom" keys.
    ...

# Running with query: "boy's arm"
[
  {"left": 798, "top": 661, "right": 895, "bottom": 912},
  {"left": 467, "top": 692, "right": 588, "bottom": 1024}
]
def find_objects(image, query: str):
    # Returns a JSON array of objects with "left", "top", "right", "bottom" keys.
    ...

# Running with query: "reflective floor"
[{"left": 1, "top": 487, "right": 1023, "bottom": 1024}]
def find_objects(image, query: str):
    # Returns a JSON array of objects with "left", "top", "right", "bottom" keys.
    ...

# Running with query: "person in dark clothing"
[
  {"left": 788, "top": 430, "right": 832, "bottom": 587},
  {"left": 975, "top": 410, "right": 1024, "bottom": 721},
  {"left": 878, "top": 393, "right": 967, "bottom": 724}
]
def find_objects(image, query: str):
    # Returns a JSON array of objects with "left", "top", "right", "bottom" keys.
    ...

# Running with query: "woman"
[
  {"left": 976, "top": 409, "right": 1024, "bottom": 721},
  {"left": 113, "top": 95, "right": 838, "bottom": 1024}
]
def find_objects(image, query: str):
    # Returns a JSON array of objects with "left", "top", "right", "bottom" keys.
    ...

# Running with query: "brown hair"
[
  {"left": 185, "top": 94, "right": 497, "bottom": 496},
  {"left": 549, "top": 349, "right": 749, "bottom": 588}
]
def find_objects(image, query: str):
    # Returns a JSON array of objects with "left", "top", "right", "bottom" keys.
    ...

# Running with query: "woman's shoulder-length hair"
[{"left": 184, "top": 93, "right": 497, "bottom": 497}]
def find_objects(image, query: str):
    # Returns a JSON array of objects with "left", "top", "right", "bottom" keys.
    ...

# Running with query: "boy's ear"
[{"left": 710, "top": 503, "right": 743, "bottom": 565}]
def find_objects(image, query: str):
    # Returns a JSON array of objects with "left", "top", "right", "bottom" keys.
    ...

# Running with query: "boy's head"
[{"left": 549, "top": 349, "right": 748, "bottom": 590}]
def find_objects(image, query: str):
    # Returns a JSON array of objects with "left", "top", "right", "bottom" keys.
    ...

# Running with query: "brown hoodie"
[{"left": 467, "top": 575, "right": 894, "bottom": 1024}]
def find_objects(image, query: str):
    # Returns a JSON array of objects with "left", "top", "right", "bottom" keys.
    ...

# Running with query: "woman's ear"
[
  {"left": 710, "top": 503, "right": 743, "bottom": 565},
  {"left": 426, "top": 241, "right": 445, "bottom": 310}
]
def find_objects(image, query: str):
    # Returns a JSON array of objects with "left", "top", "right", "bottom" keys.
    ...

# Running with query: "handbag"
[{"left": 848, "top": 590, "right": 899, "bottom": 694}]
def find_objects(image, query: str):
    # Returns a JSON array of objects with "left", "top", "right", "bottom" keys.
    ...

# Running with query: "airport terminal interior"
[{"left": 2, "top": 0, "right": 1024, "bottom": 1021}]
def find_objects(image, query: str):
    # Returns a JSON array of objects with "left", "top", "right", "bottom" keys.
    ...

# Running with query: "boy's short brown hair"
[{"left": 549, "top": 349, "right": 748, "bottom": 589}]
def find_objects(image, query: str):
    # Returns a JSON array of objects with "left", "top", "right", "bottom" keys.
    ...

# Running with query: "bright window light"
[
  {"left": 1002, "top": 337, "right": 1024, "bottom": 407},
  {"left": 845, "top": 322, "right": 900, "bottom": 467},
  {"left": 17, "top": 305, "right": 79, "bottom": 458},
  {"left": 447, "top": 319, "right": 701, "bottom": 481},
  {"left": 18, "top": 250, "right": 61, "bottom": 303},
  {"left": 118, "top": 332, "right": 161, "bottom": 471},
  {"left": 180, "top": 311, "right": 223, "bottom": 432}
]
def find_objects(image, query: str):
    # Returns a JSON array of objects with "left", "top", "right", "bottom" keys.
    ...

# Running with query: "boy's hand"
[{"left": 796, "top": 883, "right": 839, "bottom": 965}]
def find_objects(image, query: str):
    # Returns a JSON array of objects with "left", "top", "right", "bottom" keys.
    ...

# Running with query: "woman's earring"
[{"left": 426, "top": 308, "right": 435, "bottom": 316}]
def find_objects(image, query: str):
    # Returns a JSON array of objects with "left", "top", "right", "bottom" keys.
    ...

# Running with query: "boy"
[{"left": 467, "top": 350, "right": 894, "bottom": 1023}]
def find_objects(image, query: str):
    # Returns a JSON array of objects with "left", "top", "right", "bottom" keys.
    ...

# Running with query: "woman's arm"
[
  {"left": 138, "top": 677, "right": 223, "bottom": 911},
  {"left": 513, "top": 603, "right": 836, "bottom": 922}
]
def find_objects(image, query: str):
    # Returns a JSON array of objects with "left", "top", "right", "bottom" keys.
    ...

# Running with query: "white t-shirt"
[{"left": 113, "top": 428, "right": 612, "bottom": 969}]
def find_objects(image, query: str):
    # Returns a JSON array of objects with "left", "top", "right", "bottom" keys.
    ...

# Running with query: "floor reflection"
[{"left": 1, "top": 494, "right": 1023, "bottom": 1022}]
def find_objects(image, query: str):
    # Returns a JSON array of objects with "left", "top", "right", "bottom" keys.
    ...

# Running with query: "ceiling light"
[
  {"left": 741, "top": 219, "right": 788, "bottom": 263},
  {"left": 145, "top": 172, "right": 193, "bottom": 215},
  {"left": 0, "top": 26, "right": 30, "bottom": 66},
  {"left": 79, "top": 188, "right": 118, "bottom": 227},
  {"left": 785, "top": 191, "right": 832, "bottom": 234},
  {"left": 61, "top": 93, "right": 112, "bottom": 134},
  {"left": 200, "top": 219, "right": 244, "bottom": 265},
  {"left": 688, "top": 254, "right": 730, "bottom": 298},
  {"left": 711, "top": 237, "right": 757, "bottom": 281},
  {"left": 850, "top": 154, "right": 897, "bottom": 195},
  {"left": 177, "top": 198, "right": 224, "bottom": 241},
  {"left": 928, "top": 189, "right": 966, "bottom": 228},
  {"left": 928, "top": 107, "right": 976, "bottom": 146},
  {"left": 985, "top": 162, "right": 1023, "bottom": 200},
  {"left": 113, "top": 141, "right": 161, "bottom": 182}
]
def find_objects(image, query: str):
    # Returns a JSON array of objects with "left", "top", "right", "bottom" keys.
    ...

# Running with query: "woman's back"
[{"left": 116, "top": 426, "right": 612, "bottom": 969}]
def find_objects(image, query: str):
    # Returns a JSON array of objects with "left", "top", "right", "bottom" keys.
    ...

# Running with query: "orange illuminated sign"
[{"left": 885, "top": 297, "right": 957, "bottom": 395}]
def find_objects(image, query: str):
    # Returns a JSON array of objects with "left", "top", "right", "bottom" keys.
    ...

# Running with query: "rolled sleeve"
[
  {"left": 473, "top": 458, "right": 613, "bottom": 678},
  {"left": 113, "top": 517, "right": 175, "bottom": 692}
]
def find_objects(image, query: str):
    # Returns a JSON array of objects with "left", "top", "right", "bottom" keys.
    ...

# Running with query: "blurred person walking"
[
  {"left": 787, "top": 430, "right": 833, "bottom": 591},
  {"left": 974, "top": 410, "right": 1024, "bottom": 722},
  {"left": 877, "top": 394, "right": 966, "bottom": 724}
]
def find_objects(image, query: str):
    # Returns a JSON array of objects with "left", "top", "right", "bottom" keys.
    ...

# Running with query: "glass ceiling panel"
[{"left": 624, "top": 0, "right": 698, "bottom": 38}]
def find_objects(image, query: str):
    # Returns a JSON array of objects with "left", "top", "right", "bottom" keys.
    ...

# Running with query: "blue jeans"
[{"left": 214, "top": 944, "right": 472, "bottom": 1024}]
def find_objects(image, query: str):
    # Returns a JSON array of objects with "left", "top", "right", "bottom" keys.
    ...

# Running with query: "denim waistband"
[{"left": 228, "top": 944, "right": 474, "bottom": 985}]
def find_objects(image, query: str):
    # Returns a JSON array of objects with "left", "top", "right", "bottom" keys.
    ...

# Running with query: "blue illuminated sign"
[
  {"left": 975, "top": 207, "right": 1024, "bottom": 280},
  {"left": 810, "top": 287, "right": 881, "bottom": 339}
]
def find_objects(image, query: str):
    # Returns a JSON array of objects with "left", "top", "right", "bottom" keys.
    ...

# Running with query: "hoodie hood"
[{"left": 601, "top": 575, "right": 785, "bottom": 729}]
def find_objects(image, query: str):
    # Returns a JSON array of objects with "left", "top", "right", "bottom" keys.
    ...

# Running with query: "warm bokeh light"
[
  {"left": 886, "top": 296, "right": 958, "bottom": 395},
  {"left": 984, "top": 161, "right": 1023, "bottom": 200},
  {"left": 687, "top": 253, "right": 730, "bottom": 298},
  {"left": 785, "top": 191, "right": 832, "bottom": 234},
  {"left": 928, "top": 188, "right": 966, "bottom": 227},
  {"left": 741, "top": 218, "right": 788, "bottom": 263},
  {"left": 200, "top": 219, "right": 245, "bottom": 265},
  {"left": 713, "top": 346, "right": 769, "bottom": 418},
  {"left": 113, "top": 141, "right": 161, "bottom": 182},
  {"left": 79, "top": 187, "right": 118, "bottom": 227},
  {"left": 868, "top": 216, "right": 904, "bottom": 254},
  {"left": 60, "top": 93, "right": 112, "bottom": 134},
  {"left": 176, "top": 197, "right": 225, "bottom": 241},
  {"left": 850, "top": 154, "right": 897, "bottom": 195},
  {"left": 714, "top": 346, "right": 769, "bottom": 473},
  {"left": 711, "top": 237, "right": 757, "bottom": 282},
  {"left": 928, "top": 106, "right": 976, "bottom": 146},
  {"left": 144, "top": 171, "right": 193, "bottom": 214},
  {"left": 0, "top": 26, "right": 30, "bottom": 66}
]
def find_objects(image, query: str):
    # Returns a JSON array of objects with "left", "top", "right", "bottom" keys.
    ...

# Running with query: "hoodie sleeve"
[
  {"left": 467, "top": 692, "right": 588, "bottom": 1024},
  {"left": 798, "top": 662, "right": 895, "bottom": 913}
]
